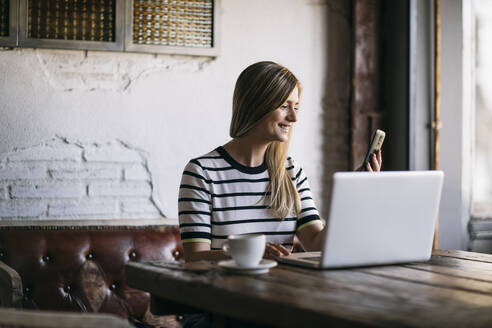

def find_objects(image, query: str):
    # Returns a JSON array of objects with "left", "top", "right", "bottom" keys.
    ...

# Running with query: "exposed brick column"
[
  {"left": 351, "top": 0, "right": 383, "bottom": 170},
  {"left": 320, "top": 0, "right": 352, "bottom": 218}
]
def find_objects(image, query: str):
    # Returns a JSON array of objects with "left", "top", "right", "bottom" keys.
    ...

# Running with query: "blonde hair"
[{"left": 230, "top": 61, "right": 301, "bottom": 219}]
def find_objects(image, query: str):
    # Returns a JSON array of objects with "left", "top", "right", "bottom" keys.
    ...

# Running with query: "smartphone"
[{"left": 361, "top": 129, "right": 385, "bottom": 171}]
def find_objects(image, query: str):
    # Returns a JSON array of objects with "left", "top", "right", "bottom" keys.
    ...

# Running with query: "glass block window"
[
  {"left": 0, "top": 0, "right": 8, "bottom": 37},
  {"left": 133, "top": 0, "right": 213, "bottom": 48},
  {"left": 27, "top": 0, "right": 115, "bottom": 41}
]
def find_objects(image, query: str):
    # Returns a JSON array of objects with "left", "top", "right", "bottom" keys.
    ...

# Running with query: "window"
[
  {"left": 473, "top": 0, "right": 492, "bottom": 217},
  {"left": 125, "top": 0, "right": 218, "bottom": 56},
  {"left": 0, "top": 0, "right": 219, "bottom": 56},
  {"left": 17, "top": 0, "right": 123, "bottom": 51},
  {"left": 0, "top": 0, "right": 17, "bottom": 46}
]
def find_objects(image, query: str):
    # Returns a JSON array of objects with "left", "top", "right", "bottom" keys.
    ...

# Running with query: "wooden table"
[{"left": 125, "top": 250, "right": 492, "bottom": 327}]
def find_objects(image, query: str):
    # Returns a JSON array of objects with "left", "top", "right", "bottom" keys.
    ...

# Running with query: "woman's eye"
[{"left": 280, "top": 105, "right": 299, "bottom": 111}]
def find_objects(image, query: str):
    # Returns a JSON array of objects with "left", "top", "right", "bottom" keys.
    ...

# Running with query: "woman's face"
[{"left": 251, "top": 86, "right": 299, "bottom": 143}]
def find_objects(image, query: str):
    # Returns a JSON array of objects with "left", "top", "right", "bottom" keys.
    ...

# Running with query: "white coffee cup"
[{"left": 222, "top": 234, "right": 266, "bottom": 268}]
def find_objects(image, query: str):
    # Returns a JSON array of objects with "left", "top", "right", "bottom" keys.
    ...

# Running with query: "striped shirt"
[{"left": 178, "top": 146, "right": 321, "bottom": 250}]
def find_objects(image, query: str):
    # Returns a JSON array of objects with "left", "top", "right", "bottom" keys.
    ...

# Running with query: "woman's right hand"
[
  {"left": 356, "top": 149, "right": 383, "bottom": 172},
  {"left": 264, "top": 242, "right": 291, "bottom": 259}
]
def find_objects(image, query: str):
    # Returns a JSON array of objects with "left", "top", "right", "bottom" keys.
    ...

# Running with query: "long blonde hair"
[{"left": 230, "top": 61, "right": 301, "bottom": 219}]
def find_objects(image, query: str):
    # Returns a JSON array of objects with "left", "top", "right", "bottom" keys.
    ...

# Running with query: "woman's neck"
[{"left": 222, "top": 138, "right": 270, "bottom": 167}]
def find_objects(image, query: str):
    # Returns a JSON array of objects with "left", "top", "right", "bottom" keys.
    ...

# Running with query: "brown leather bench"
[
  {"left": 0, "top": 307, "right": 134, "bottom": 328},
  {"left": 0, "top": 219, "right": 184, "bottom": 327}
]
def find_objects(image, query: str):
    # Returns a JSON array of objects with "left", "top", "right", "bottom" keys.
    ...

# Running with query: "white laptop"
[{"left": 278, "top": 171, "right": 444, "bottom": 269}]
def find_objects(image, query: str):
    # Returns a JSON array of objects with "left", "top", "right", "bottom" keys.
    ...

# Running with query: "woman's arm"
[
  {"left": 185, "top": 242, "right": 292, "bottom": 261},
  {"left": 289, "top": 158, "right": 324, "bottom": 251},
  {"left": 296, "top": 221, "right": 324, "bottom": 251},
  {"left": 179, "top": 160, "right": 215, "bottom": 260},
  {"left": 183, "top": 242, "right": 230, "bottom": 262}
]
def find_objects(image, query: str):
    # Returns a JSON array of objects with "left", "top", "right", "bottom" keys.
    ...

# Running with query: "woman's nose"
[{"left": 287, "top": 108, "right": 297, "bottom": 122}]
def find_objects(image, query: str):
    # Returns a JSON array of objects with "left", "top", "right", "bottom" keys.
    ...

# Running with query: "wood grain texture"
[
  {"left": 126, "top": 250, "right": 492, "bottom": 328},
  {"left": 433, "top": 249, "right": 492, "bottom": 263},
  {"left": 433, "top": 0, "right": 441, "bottom": 249}
]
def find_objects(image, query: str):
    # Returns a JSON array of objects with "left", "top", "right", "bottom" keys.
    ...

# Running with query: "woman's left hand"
[
  {"left": 264, "top": 242, "right": 291, "bottom": 259},
  {"left": 360, "top": 149, "right": 383, "bottom": 172}
]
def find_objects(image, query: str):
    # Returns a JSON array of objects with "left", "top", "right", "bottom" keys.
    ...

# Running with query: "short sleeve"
[
  {"left": 178, "top": 159, "right": 212, "bottom": 244},
  {"left": 288, "top": 158, "right": 322, "bottom": 232}
]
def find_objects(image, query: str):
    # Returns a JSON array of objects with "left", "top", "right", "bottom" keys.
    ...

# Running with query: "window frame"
[
  {"left": 17, "top": 0, "right": 125, "bottom": 51},
  {"left": 124, "top": 0, "right": 220, "bottom": 56},
  {"left": 0, "top": 0, "right": 220, "bottom": 56},
  {"left": 0, "top": 0, "right": 18, "bottom": 47}
]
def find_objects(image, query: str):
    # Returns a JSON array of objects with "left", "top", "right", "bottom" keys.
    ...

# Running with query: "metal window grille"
[
  {"left": 0, "top": 0, "right": 17, "bottom": 46},
  {"left": 132, "top": 0, "right": 213, "bottom": 48},
  {"left": 27, "top": 0, "right": 115, "bottom": 41},
  {"left": 0, "top": 0, "right": 219, "bottom": 56},
  {"left": 0, "top": 0, "right": 9, "bottom": 37}
]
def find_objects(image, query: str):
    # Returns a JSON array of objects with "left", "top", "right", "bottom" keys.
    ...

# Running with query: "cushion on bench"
[{"left": 0, "top": 221, "right": 183, "bottom": 321}]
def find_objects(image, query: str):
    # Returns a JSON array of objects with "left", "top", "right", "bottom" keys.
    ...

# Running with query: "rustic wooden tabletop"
[{"left": 126, "top": 250, "right": 492, "bottom": 327}]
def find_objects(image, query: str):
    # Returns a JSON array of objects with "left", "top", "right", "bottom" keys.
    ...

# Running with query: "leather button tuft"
[
  {"left": 109, "top": 283, "right": 116, "bottom": 291},
  {"left": 173, "top": 250, "right": 180, "bottom": 258},
  {"left": 42, "top": 255, "right": 51, "bottom": 262},
  {"left": 86, "top": 253, "right": 94, "bottom": 260},
  {"left": 24, "top": 287, "right": 30, "bottom": 294},
  {"left": 64, "top": 285, "right": 71, "bottom": 292},
  {"left": 130, "top": 251, "right": 137, "bottom": 259},
  {"left": 0, "top": 251, "right": 4, "bottom": 258}
]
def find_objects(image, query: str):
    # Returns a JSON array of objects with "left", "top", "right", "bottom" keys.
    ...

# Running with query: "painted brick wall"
[{"left": 0, "top": 137, "right": 165, "bottom": 220}]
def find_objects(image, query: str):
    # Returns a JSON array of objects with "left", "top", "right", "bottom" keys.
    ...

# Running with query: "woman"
[{"left": 178, "top": 61, "right": 382, "bottom": 262}]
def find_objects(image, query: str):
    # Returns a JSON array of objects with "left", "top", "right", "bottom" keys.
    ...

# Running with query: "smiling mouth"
[{"left": 279, "top": 124, "right": 291, "bottom": 133}]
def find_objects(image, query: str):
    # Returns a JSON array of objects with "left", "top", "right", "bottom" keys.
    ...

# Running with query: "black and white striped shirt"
[{"left": 178, "top": 146, "right": 321, "bottom": 250}]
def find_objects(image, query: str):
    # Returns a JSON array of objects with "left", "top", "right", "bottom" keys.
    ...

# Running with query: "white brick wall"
[
  {"left": 7, "top": 144, "right": 82, "bottom": 162},
  {"left": 121, "top": 198, "right": 161, "bottom": 214},
  {"left": 11, "top": 183, "right": 85, "bottom": 198},
  {"left": 0, "top": 185, "right": 8, "bottom": 200},
  {"left": 88, "top": 181, "right": 152, "bottom": 197},
  {"left": 123, "top": 166, "right": 150, "bottom": 181},
  {"left": 49, "top": 167, "right": 120, "bottom": 180},
  {"left": 48, "top": 199, "right": 119, "bottom": 216},
  {"left": 0, "top": 137, "right": 165, "bottom": 220},
  {"left": 0, "top": 167, "right": 48, "bottom": 180},
  {"left": 0, "top": 200, "right": 47, "bottom": 217},
  {"left": 83, "top": 144, "right": 142, "bottom": 163}
]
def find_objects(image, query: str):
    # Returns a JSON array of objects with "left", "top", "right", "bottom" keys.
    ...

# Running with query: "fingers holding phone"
[
  {"left": 365, "top": 149, "right": 382, "bottom": 172},
  {"left": 361, "top": 129, "right": 385, "bottom": 172}
]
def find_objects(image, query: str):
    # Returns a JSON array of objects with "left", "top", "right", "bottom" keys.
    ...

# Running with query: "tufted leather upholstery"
[
  {"left": 0, "top": 307, "right": 134, "bottom": 328},
  {"left": 0, "top": 224, "right": 183, "bottom": 321}
]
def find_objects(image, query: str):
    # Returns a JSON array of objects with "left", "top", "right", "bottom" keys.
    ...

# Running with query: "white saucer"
[{"left": 218, "top": 259, "right": 278, "bottom": 275}]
